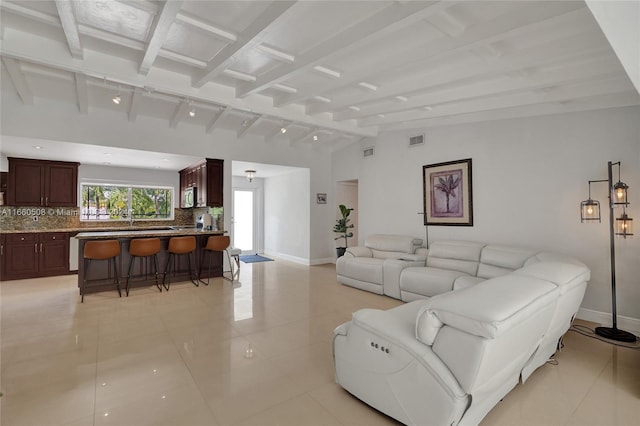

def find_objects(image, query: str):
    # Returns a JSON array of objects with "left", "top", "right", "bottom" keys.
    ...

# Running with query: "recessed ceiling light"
[
  {"left": 33, "top": 145, "right": 43, "bottom": 149},
  {"left": 349, "top": 106, "right": 361, "bottom": 111},
  {"left": 280, "top": 127, "right": 287, "bottom": 134},
  {"left": 189, "top": 107, "right": 196, "bottom": 117},
  {"left": 313, "top": 135, "right": 318, "bottom": 141},
  {"left": 314, "top": 95, "right": 332, "bottom": 103},
  {"left": 395, "top": 95, "right": 408, "bottom": 102}
]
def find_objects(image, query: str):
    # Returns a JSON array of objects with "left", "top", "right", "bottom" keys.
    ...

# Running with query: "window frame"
[{"left": 79, "top": 181, "right": 174, "bottom": 222}]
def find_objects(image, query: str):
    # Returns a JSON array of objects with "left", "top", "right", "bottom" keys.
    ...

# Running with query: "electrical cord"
[{"left": 569, "top": 324, "right": 640, "bottom": 350}]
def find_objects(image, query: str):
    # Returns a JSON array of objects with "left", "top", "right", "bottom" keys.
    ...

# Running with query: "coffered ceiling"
[{"left": 1, "top": 0, "right": 639, "bottom": 154}]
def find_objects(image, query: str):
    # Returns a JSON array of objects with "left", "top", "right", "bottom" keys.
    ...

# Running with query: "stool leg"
[
  {"left": 188, "top": 252, "right": 199, "bottom": 287},
  {"left": 223, "top": 249, "right": 233, "bottom": 282},
  {"left": 198, "top": 250, "right": 209, "bottom": 286},
  {"left": 153, "top": 254, "right": 161, "bottom": 292},
  {"left": 81, "top": 258, "right": 90, "bottom": 303},
  {"left": 113, "top": 257, "right": 122, "bottom": 298},
  {"left": 163, "top": 253, "right": 173, "bottom": 291},
  {"left": 126, "top": 256, "right": 136, "bottom": 297}
]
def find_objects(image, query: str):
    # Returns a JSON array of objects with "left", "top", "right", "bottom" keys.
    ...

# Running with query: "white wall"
[
  {"left": 332, "top": 106, "right": 640, "bottom": 323},
  {"left": 264, "top": 169, "right": 311, "bottom": 262}
]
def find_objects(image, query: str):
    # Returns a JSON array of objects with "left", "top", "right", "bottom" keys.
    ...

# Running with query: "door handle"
[
  {"left": 35, "top": 243, "right": 38, "bottom": 253},
  {"left": 40, "top": 243, "right": 43, "bottom": 252}
]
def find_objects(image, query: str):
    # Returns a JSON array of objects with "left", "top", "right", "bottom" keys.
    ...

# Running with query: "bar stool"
[
  {"left": 163, "top": 236, "right": 198, "bottom": 291},
  {"left": 126, "top": 238, "right": 162, "bottom": 296},
  {"left": 82, "top": 239, "right": 121, "bottom": 303},
  {"left": 200, "top": 235, "right": 236, "bottom": 284}
]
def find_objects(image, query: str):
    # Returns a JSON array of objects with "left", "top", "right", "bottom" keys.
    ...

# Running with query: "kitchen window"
[{"left": 80, "top": 183, "right": 173, "bottom": 221}]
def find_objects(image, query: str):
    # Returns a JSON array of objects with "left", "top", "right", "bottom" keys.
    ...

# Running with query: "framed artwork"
[
  {"left": 423, "top": 158, "right": 473, "bottom": 226},
  {"left": 316, "top": 193, "right": 327, "bottom": 204}
]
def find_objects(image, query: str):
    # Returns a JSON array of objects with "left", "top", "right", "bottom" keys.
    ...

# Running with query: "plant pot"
[{"left": 336, "top": 247, "right": 346, "bottom": 258}]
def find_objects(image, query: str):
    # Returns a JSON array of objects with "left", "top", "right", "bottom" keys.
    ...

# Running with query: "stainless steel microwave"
[{"left": 183, "top": 187, "right": 196, "bottom": 208}]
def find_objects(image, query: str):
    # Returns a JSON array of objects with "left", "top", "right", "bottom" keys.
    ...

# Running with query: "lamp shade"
[
  {"left": 612, "top": 180, "right": 629, "bottom": 206},
  {"left": 615, "top": 212, "right": 633, "bottom": 238},
  {"left": 580, "top": 198, "right": 601, "bottom": 222}
]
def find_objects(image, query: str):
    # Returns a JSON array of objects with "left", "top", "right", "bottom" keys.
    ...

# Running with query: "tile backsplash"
[{"left": 0, "top": 206, "right": 197, "bottom": 231}]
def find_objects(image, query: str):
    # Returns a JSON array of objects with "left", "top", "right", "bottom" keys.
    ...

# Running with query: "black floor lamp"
[{"left": 580, "top": 161, "right": 636, "bottom": 343}]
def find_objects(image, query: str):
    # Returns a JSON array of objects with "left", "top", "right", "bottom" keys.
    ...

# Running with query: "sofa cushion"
[
  {"left": 426, "top": 241, "right": 484, "bottom": 276},
  {"left": 401, "top": 267, "right": 469, "bottom": 297},
  {"left": 416, "top": 274, "right": 558, "bottom": 345},
  {"left": 337, "top": 257, "right": 385, "bottom": 285},
  {"left": 452, "top": 275, "right": 484, "bottom": 291},
  {"left": 477, "top": 245, "right": 537, "bottom": 279},
  {"left": 365, "top": 234, "right": 423, "bottom": 255},
  {"left": 514, "top": 261, "right": 591, "bottom": 295}
]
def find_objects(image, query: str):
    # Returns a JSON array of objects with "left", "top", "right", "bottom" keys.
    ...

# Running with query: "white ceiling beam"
[
  {"left": 128, "top": 87, "right": 143, "bottom": 122},
  {"left": 170, "top": 99, "right": 190, "bottom": 128},
  {"left": 237, "top": 115, "right": 262, "bottom": 139},
  {"left": 1, "top": 57, "right": 34, "bottom": 104},
  {"left": 277, "top": 1, "right": 586, "bottom": 109},
  {"left": 334, "top": 43, "right": 615, "bottom": 121},
  {"left": 74, "top": 72, "right": 88, "bottom": 114},
  {"left": 362, "top": 75, "right": 634, "bottom": 128},
  {"left": 426, "top": 9, "right": 467, "bottom": 37},
  {"left": 191, "top": 1, "right": 297, "bottom": 87},
  {"left": 54, "top": 0, "right": 83, "bottom": 59},
  {"left": 1, "top": 1, "right": 59, "bottom": 26},
  {"left": 206, "top": 107, "right": 228, "bottom": 134},
  {"left": 139, "top": 0, "right": 184, "bottom": 75},
  {"left": 175, "top": 11, "right": 236, "bottom": 43},
  {"left": 236, "top": 1, "right": 448, "bottom": 99}
]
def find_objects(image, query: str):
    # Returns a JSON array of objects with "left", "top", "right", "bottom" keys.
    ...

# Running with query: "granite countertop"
[{"left": 75, "top": 228, "right": 225, "bottom": 239}]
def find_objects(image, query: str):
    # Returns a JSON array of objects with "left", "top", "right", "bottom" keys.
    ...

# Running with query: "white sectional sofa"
[
  {"left": 333, "top": 238, "right": 590, "bottom": 425},
  {"left": 334, "top": 259, "right": 590, "bottom": 425}
]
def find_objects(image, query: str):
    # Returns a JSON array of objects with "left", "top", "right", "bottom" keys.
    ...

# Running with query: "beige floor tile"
[
  {"left": 2, "top": 263, "right": 639, "bottom": 426},
  {"left": 235, "top": 393, "right": 342, "bottom": 426}
]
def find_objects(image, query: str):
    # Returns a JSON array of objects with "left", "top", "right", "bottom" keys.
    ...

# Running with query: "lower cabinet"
[{"left": 2, "top": 232, "right": 69, "bottom": 281}]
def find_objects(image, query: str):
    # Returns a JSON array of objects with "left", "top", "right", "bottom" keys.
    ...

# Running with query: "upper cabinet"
[
  {"left": 7, "top": 158, "right": 79, "bottom": 207},
  {"left": 179, "top": 158, "right": 223, "bottom": 208}
]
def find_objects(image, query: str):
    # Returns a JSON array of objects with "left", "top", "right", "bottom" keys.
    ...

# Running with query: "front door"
[{"left": 232, "top": 189, "right": 255, "bottom": 254}]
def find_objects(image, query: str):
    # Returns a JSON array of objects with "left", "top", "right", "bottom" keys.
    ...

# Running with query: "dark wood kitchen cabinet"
[
  {"left": 0, "top": 234, "right": 5, "bottom": 281},
  {"left": 179, "top": 158, "right": 223, "bottom": 208},
  {"left": 2, "top": 232, "right": 69, "bottom": 281},
  {"left": 7, "top": 158, "right": 79, "bottom": 207}
]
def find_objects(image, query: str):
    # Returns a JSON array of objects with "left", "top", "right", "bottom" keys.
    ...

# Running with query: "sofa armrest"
[
  {"left": 345, "top": 246, "right": 373, "bottom": 258},
  {"left": 383, "top": 259, "right": 427, "bottom": 299}
]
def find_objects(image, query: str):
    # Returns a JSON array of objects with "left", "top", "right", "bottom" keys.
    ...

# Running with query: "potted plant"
[{"left": 333, "top": 204, "right": 354, "bottom": 257}]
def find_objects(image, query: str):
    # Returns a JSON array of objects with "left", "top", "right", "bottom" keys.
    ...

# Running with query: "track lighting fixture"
[
  {"left": 280, "top": 127, "right": 287, "bottom": 133},
  {"left": 189, "top": 102, "right": 196, "bottom": 117},
  {"left": 313, "top": 135, "right": 318, "bottom": 141}
]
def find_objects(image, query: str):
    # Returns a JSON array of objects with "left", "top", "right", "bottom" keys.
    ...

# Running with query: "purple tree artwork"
[{"left": 431, "top": 170, "right": 463, "bottom": 217}]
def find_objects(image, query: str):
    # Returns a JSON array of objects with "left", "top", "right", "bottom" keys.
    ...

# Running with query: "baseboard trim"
[{"left": 576, "top": 308, "right": 640, "bottom": 334}]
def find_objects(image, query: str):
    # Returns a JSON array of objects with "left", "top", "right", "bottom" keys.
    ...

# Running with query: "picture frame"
[
  {"left": 423, "top": 158, "right": 473, "bottom": 226},
  {"left": 316, "top": 193, "right": 327, "bottom": 204}
]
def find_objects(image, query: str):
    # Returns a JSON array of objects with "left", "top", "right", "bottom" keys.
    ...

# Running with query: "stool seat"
[
  {"left": 127, "top": 238, "right": 162, "bottom": 296},
  {"left": 130, "top": 238, "right": 161, "bottom": 257},
  {"left": 82, "top": 240, "right": 121, "bottom": 302},
  {"left": 163, "top": 236, "right": 198, "bottom": 290}
]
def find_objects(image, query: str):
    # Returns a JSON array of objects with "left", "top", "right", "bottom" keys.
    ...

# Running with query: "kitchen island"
[{"left": 75, "top": 228, "right": 225, "bottom": 296}]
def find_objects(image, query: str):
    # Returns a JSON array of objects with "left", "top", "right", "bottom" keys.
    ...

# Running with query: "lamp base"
[{"left": 595, "top": 326, "right": 637, "bottom": 343}]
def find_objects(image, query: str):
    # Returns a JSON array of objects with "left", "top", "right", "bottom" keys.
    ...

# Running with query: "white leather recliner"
[
  {"left": 333, "top": 260, "right": 590, "bottom": 425},
  {"left": 336, "top": 234, "right": 425, "bottom": 295}
]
